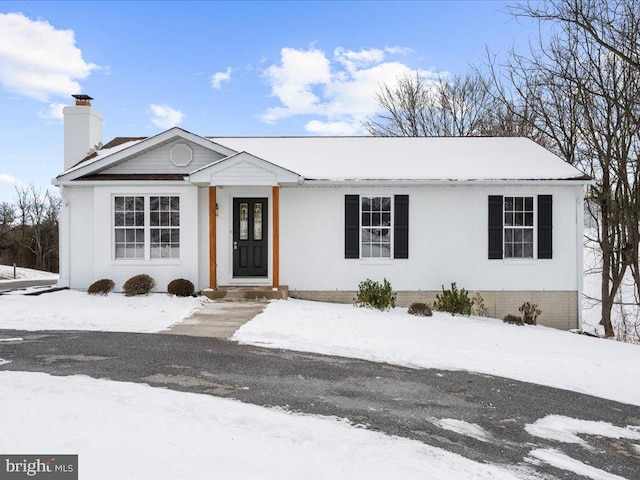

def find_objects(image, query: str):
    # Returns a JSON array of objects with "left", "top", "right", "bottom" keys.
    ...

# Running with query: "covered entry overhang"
[{"left": 186, "top": 152, "right": 303, "bottom": 290}]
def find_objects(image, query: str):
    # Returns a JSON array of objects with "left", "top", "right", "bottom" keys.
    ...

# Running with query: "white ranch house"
[{"left": 54, "top": 96, "right": 590, "bottom": 329}]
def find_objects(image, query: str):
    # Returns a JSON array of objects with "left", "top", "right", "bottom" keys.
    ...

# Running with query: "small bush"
[
  {"left": 355, "top": 278, "right": 396, "bottom": 311},
  {"left": 407, "top": 302, "right": 432, "bottom": 317},
  {"left": 519, "top": 302, "right": 541, "bottom": 325},
  {"left": 471, "top": 293, "right": 489, "bottom": 317},
  {"left": 433, "top": 282, "right": 473, "bottom": 316},
  {"left": 123, "top": 274, "right": 156, "bottom": 296},
  {"left": 503, "top": 314, "right": 524, "bottom": 325},
  {"left": 167, "top": 278, "right": 195, "bottom": 297},
  {"left": 87, "top": 278, "right": 115, "bottom": 295}
]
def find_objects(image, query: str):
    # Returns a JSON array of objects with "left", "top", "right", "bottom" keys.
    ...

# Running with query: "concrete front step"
[{"left": 201, "top": 285, "right": 288, "bottom": 302}]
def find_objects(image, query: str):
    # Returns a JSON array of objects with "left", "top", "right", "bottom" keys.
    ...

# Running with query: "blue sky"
[{"left": 0, "top": 1, "right": 537, "bottom": 202}]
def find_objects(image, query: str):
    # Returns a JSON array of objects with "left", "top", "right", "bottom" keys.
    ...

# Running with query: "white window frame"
[
  {"left": 359, "top": 195, "right": 394, "bottom": 260},
  {"left": 113, "top": 195, "right": 181, "bottom": 262},
  {"left": 503, "top": 195, "right": 535, "bottom": 260}
]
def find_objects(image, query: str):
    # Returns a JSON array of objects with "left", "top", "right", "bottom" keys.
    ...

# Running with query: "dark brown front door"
[{"left": 233, "top": 198, "right": 268, "bottom": 277}]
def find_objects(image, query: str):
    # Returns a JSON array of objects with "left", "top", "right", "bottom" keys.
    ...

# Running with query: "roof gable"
[
  {"left": 56, "top": 127, "right": 237, "bottom": 182},
  {"left": 188, "top": 152, "right": 301, "bottom": 186}
]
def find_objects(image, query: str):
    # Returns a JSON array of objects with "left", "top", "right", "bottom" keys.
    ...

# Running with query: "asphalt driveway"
[{"left": 1, "top": 329, "right": 638, "bottom": 479}]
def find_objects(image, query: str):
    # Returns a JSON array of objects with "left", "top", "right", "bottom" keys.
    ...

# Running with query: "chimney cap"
[{"left": 72, "top": 94, "right": 93, "bottom": 106}]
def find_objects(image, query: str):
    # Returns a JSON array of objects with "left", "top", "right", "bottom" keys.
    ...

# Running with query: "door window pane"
[
  {"left": 254, "top": 203, "right": 262, "bottom": 240},
  {"left": 239, "top": 203, "right": 248, "bottom": 240}
]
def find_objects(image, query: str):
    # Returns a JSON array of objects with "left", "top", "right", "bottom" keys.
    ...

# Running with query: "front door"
[{"left": 233, "top": 198, "right": 268, "bottom": 277}]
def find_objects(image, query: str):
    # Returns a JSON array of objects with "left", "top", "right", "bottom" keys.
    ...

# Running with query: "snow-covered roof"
[
  {"left": 58, "top": 129, "right": 588, "bottom": 183},
  {"left": 208, "top": 136, "right": 587, "bottom": 181}
]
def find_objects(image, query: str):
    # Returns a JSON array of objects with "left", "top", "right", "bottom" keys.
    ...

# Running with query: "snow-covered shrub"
[
  {"left": 503, "top": 314, "right": 524, "bottom": 325},
  {"left": 519, "top": 302, "right": 541, "bottom": 325},
  {"left": 433, "top": 283, "right": 473, "bottom": 316},
  {"left": 167, "top": 278, "right": 195, "bottom": 297},
  {"left": 355, "top": 278, "right": 396, "bottom": 311},
  {"left": 123, "top": 274, "right": 156, "bottom": 296},
  {"left": 87, "top": 279, "right": 115, "bottom": 295},
  {"left": 407, "top": 302, "right": 432, "bottom": 317}
]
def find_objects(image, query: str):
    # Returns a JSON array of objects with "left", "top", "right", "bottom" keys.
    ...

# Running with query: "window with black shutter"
[{"left": 344, "top": 194, "right": 409, "bottom": 259}]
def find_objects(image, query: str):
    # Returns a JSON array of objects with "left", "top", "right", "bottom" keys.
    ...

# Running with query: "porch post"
[
  {"left": 209, "top": 186, "right": 217, "bottom": 290},
  {"left": 272, "top": 186, "right": 280, "bottom": 289}
]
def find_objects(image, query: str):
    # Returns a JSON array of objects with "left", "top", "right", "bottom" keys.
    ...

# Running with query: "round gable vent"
[{"left": 170, "top": 143, "right": 193, "bottom": 167}]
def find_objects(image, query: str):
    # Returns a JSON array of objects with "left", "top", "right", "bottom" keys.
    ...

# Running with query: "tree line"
[
  {"left": 367, "top": 0, "right": 640, "bottom": 338},
  {"left": 0, "top": 185, "right": 60, "bottom": 275}
]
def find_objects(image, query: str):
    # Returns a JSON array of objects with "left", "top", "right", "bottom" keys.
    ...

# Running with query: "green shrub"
[
  {"left": 519, "top": 302, "right": 541, "bottom": 325},
  {"left": 87, "top": 279, "right": 115, "bottom": 295},
  {"left": 503, "top": 314, "right": 524, "bottom": 325},
  {"left": 167, "top": 278, "right": 195, "bottom": 297},
  {"left": 355, "top": 278, "right": 396, "bottom": 311},
  {"left": 407, "top": 302, "right": 432, "bottom": 317},
  {"left": 433, "top": 282, "right": 473, "bottom": 315},
  {"left": 123, "top": 274, "right": 156, "bottom": 296}
]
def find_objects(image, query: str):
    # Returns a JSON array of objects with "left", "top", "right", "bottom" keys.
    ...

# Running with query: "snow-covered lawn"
[
  {"left": 0, "top": 290, "right": 205, "bottom": 333},
  {"left": 0, "top": 264, "right": 58, "bottom": 281},
  {"left": 0, "top": 371, "right": 529, "bottom": 480},
  {"left": 233, "top": 299, "right": 640, "bottom": 407}
]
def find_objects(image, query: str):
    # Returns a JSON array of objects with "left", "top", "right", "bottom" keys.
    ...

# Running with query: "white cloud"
[
  {"left": 149, "top": 104, "right": 184, "bottom": 129},
  {"left": 261, "top": 47, "right": 331, "bottom": 123},
  {"left": 260, "top": 45, "right": 437, "bottom": 135},
  {"left": 0, "top": 173, "right": 18, "bottom": 187},
  {"left": 304, "top": 120, "right": 361, "bottom": 136},
  {"left": 384, "top": 46, "right": 414, "bottom": 56},
  {"left": 334, "top": 47, "right": 385, "bottom": 72},
  {"left": 0, "top": 12, "right": 99, "bottom": 101},
  {"left": 211, "top": 67, "right": 233, "bottom": 89},
  {"left": 37, "top": 103, "right": 65, "bottom": 122}
]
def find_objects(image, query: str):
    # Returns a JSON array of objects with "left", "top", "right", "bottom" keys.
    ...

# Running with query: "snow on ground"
[
  {"left": 0, "top": 359, "right": 11, "bottom": 366},
  {"left": 429, "top": 418, "right": 491, "bottom": 443},
  {"left": 0, "top": 371, "right": 531, "bottom": 480},
  {"left": 0, "top": 264, "right": 58, "bottom": 281},
  {"left": 527, "top": 448, "right": 626, "bottom": 480},
  {"left": 0, "top": 290, "right": 206, "bottom": 333},
  {"left": 525, "top": 415, "right": 640, "bottom": 449},
  {"left": 233, "top": 299, "right": 640, "bottom": 406}
]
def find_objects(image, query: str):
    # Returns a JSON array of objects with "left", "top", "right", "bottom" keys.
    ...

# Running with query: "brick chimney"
[{"left": 63, "top": 94, "right": 103, "bottom": 171}]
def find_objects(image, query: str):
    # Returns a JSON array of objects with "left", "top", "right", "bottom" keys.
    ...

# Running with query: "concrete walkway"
[{"left": 162, "top": 301, "right": 266, "bottom": 339}]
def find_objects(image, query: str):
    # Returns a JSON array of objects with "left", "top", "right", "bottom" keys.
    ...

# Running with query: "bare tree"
[
  {"left": 366, "top": 70, "right": 515, "bottom": 137},
  {"left": 493, "top": 0, "right": 640, "bottom": 337},
  {"left": 14, "top": 185, "right": 60, "bottom": 272}
]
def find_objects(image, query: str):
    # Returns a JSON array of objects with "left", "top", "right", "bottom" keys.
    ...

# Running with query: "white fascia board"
[
  {"left": 56, "top": 127, "right": 238, "bottom": 182},
  {"left": 298, "top": 178, "right": 593, "bottom": 187},
  {"left": 187, "top": 151, "right": 302, "bottom": 185}
]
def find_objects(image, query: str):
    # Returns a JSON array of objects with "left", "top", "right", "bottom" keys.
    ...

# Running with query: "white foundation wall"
[
  {"left": 279, "top": 184, "right": 583, "bottom": 292},
  {"left": 75, "top": 184, "right": 201, "bottom": 291}
]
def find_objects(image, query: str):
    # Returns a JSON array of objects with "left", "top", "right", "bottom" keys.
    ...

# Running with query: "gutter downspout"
[{"left": 576, "top": 188, "right": 585, "bottom": 330}]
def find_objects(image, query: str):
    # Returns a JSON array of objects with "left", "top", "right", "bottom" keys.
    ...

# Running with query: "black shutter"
[
  {"left": 538, "top": 195, "right": 553, "bottom": 259},
  {"left": 345, "top": 195, "right": 359, "bottom": 258},
  {"left": 394, "top": 195, "right": 409, "bottom": 259},
  {"left": 488, "top": 195, "right": 503, "bottom": 259}
]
